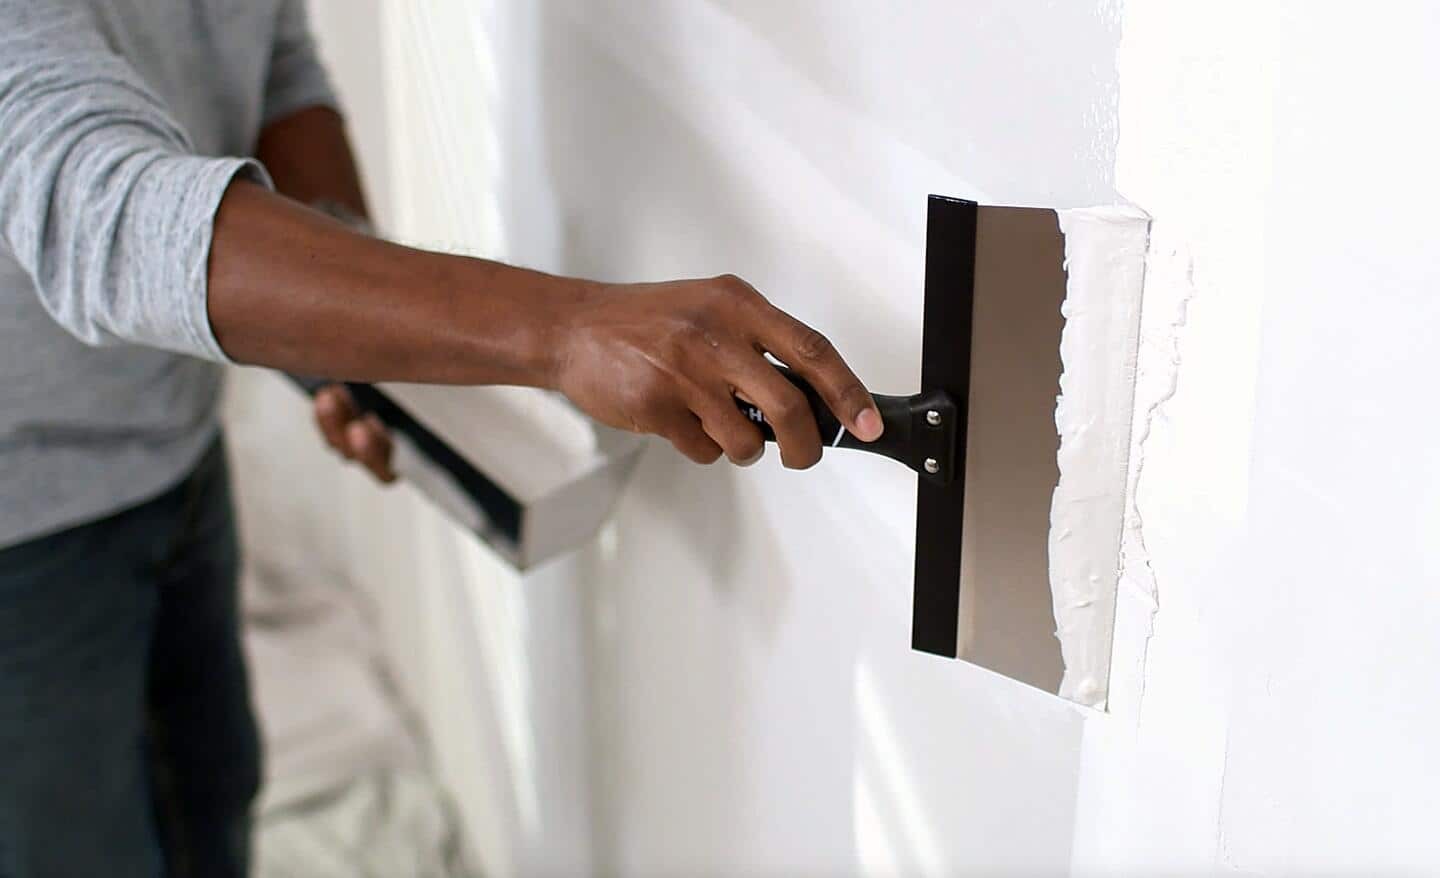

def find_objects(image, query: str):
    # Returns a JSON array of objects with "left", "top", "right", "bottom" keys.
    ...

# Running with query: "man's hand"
[
  {"left": 553, "top": 275, "right": 883, "bottom": 469},
  {"left": 313, "top": 384, "right": 396, "bottom": 483}
]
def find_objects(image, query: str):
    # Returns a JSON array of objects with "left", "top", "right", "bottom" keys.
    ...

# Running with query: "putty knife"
[{"left": 739, "top": 196, "right": 1070, "bottom": 687}]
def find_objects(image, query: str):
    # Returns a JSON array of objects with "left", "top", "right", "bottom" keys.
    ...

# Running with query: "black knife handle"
[{"left": 732, "top": 365, "right": 957, "bottom": 485}]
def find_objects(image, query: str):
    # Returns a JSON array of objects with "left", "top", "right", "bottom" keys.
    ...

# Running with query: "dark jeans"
[{"left": 0, "top": 439, "right": 259, "bottom": 877}]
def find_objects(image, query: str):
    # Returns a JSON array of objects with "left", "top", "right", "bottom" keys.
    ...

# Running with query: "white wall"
[
  {"left": 307, "top": 1, "right": 1440, "bottom": 875},
  {"left": 476, "top": 3, "right": 1120, "bottom": 875},
  {"left": 1076, "top": 1, "right": 1440, "bottom": 874}
]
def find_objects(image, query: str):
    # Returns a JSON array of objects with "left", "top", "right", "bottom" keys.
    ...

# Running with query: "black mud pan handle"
[
  {"left": 285, "top": 375, "right": 642, "bottom": 570},
  {"left": 288, "top": 375, "right": 523, "bottom": 554}
]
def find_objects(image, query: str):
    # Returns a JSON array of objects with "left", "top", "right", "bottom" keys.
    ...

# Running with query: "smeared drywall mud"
[
  {"left": 1050, "top": 207, "right": 1150, "bottom": 709},
  {"left": 1113, "top": 231, "right": 1194, "bottom": 707}
]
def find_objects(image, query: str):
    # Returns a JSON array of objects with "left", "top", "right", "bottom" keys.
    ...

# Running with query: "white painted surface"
[{"left": 299, "top": 1, "right": 1440, "bottom": 875}]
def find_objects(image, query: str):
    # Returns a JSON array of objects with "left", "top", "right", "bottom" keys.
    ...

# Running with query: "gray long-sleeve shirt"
[{"left": 0, "top": 0, "right": 337, "bottom": 547}]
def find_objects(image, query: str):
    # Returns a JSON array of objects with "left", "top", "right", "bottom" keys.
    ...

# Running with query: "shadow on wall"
[
  {"left": 573, "top": 450, "right": 773, "bottom": 874},
  {"left": 525, "top": 6, "right": 849, "bottom": 872}
]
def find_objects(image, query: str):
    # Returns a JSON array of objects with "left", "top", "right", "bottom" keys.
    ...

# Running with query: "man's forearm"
[
  {"left": 207, "top": 180, "right": 586, "bottom": 387},
  {"left": 225, "top": 106, "right": 585, "bottom": 388}
]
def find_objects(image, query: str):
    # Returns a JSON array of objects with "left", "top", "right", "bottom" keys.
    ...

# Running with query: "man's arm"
[
  {"left": 256, "top": 106, "right": 395, "bottom": 481},
  {"left": 208, "top": 182, "right": 883, "bottom": 469}
]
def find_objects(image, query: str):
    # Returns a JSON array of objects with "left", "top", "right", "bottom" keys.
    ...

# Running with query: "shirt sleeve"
[
  {"left": 263, "top": 0, "right": 340, "bottom": 127},
  {"left": 0, "top": 0, "right": 272, "bottom": 361}
]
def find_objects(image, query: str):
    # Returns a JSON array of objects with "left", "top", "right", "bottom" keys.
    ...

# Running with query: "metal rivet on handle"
[
  {"left": 924, "top": 458, "right": 940, "bottom": 474},
  {"left": 926, "top": 410, "right": 942, "bottom": 427}
]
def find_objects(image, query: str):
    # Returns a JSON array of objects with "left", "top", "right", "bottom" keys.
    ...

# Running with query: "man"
[{"left": 0, "top": 1, "right": 883, "bottom": 875}]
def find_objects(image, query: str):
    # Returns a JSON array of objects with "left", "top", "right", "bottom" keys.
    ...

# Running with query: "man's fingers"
[
  {"left": 315, "top": 385, "right": 396, "bottom": 484},
  {"left": 685, "top": 385, "right": 768, "bottom": 467},
  {"left": 347, "top": 415, "right": 396, "bottom": 483},
  {"left": 720, "top": 350, "right": 823, "bottom": 468},
  {"left": 658, "top": 413, "right": 725, "bottom": 465},
  {"left": 314, "top": 384, "right": 357, "bottom": 457},
  {"left": 750, "top": 306, "right": 882, "bottom": 442}
]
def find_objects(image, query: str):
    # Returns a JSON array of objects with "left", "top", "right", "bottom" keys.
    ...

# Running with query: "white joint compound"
[{"left": 1050, "top": 206, "right": 1150, "bottom": 709}]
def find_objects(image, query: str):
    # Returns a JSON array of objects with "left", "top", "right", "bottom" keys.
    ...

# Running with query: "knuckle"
[
  {"left": 714, "top": 273, "right": 745, "bottom": 292},
  {"left": 714, "top": 274, "right": 764, "bottom": 304},
  {"left": 768, "top": 392, "right": 807, "bottom": 426},
  {"left": 794, "top": 327, "right": 834, "bottom": 363}
]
